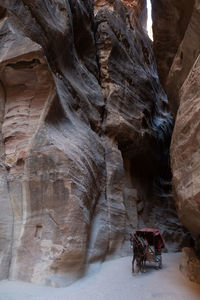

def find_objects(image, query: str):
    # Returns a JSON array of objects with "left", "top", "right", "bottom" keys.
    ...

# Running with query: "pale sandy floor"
[{"left": 0, "top": 253, "right": 200, "bottom": 300}]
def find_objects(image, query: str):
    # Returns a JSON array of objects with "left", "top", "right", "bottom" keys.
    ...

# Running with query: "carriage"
[
  {"left": 136, "top": 228, "right": 165, "bottom": 268},
  {"left": 130, "top": 228, "right": 165, "bottom": 273}
]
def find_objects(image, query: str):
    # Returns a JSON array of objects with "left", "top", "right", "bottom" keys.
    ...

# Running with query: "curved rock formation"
[
  {"left": 153, "top": 0, "right": 200, "bottom": 240},
  {"left": 152, "top": 0, "right": 200, "bottom": 283},
  {"left": 0, "top": 0, "right": 183, "bottom": 286}
]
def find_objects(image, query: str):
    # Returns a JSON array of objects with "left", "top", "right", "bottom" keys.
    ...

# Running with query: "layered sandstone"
[
  {"left": 152, "top": 0, "right": 200, "bottom": 239},
  {"left": 152, "top": 0, "right": 200, "bottom": 115},
  {"left": 0, "top": 0, "right": 182, "bottom": 286},
  {"left": 180, "top": 248, "right": 200, "bottom": 284},
  {"left": 152, "top": 0, "right": 200, "bottom": 283},
  {"left": 152, "top": 0, "right": 194, "bottom": 89},
  {"left": 171, "top": 54, "right": 200, "bottom": 236}
]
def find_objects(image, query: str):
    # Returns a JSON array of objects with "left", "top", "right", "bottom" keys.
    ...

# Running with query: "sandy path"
[{"left": 0, "top": 253, "right": 200, "bottom": 300}]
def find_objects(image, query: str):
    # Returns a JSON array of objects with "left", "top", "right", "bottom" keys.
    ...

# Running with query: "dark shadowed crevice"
[{"left": 0, "top": 6, "right": 6, "bottom": 19}]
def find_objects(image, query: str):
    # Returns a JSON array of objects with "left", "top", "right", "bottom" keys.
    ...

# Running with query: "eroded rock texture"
[
  {"left": 153, "top": 0, "right": 200, "bottom": 235},
  {"left": 180, "top": 248, "right": 200, "bottom": 284},
  {"left": 152, "top": 0, "right": 195, "bottom": 89},
  {"left": 152, "top": 0, "right": 200, "bottom": 115},
  {"left": 171, "top": 55, "right": 200, "bottom": 236},
  {"left": 152, "top": 0, "right": 200, "bottom": 283},
  {"left": 0, "top": 0, "right": 181, "bottom": 286}
]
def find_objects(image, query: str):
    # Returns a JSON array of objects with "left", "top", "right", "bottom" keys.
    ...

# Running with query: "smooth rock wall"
[
  {"left": 152, "top": 0, "right": 200, "bottom": 115},
  {"left": 171, "top": 54, "right": 200, "bottom": 236},
  {"left": 152, "top": 0, "right": 200, "bottom": 283},
  {"left": 151, "top": 0, "right": 195, "bottom": 91},
  {"left": 153, "top": 0, "right": 200, "bottom": 240}
]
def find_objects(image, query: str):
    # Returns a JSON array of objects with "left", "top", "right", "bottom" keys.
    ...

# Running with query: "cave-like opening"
[{"left": 117, "top": 0, "right": 186, "bottom": 250}]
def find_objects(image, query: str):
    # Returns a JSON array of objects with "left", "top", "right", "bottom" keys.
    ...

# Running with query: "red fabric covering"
[
  {"left": 137, "top": 228, "right": 161, "bottom": 236},
  {"left": 136, "top": 228, "right": 165, "bottom": 248}
]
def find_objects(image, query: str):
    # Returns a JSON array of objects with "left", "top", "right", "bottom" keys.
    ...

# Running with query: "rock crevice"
[
  {"left": 0, "top": 0, "right": 187, "bottom": 286},
  {"left": 152, "top": 0, "right": 200, "bottom": 283}
]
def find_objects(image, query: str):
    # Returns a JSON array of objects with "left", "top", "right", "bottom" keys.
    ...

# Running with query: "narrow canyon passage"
[{"left": 0, "top": 0, "right": 199, "bottom": 290}]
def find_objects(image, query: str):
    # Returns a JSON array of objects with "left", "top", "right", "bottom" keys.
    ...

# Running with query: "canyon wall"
[
  {"left": 0, "top": 0, "right": 183, "bottom": 286},
  {"left": 152, "top": 0, "right": 200, "bottom": 283}
]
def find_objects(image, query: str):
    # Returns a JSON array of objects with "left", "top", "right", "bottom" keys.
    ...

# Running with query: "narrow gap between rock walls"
[{"left": 147, "top": 0, "right": 153, "bottom": 40}]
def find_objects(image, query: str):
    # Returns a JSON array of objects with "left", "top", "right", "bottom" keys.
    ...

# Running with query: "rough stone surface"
[
  {"left": 152, "top": 0, "right": 200, "bottom": 115},
  {"left": 0, "top": 0, "right": 183, "bottom": 286},
  {"left": 171, "top": 54, "right": 200, "bottom": 236},
  {"left": 151, "top": 0, "right": 195, "bottom": 88},
  {"left": 165, "top": 0, "right": 200, "bottom": 114},
  {"left": 180, "top": 248, "right": 200, "bottom": 284},
  {"left": 152, "top": 0, "right": 200, "bottom": 283}
]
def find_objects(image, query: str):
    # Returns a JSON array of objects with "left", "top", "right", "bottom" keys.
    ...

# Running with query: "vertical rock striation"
[
  {"left": 152, "top": 0, "right": 200, "bottom": 283},
  {"left": 0, "top": 0, "right": 181, "bottom": 286},
  {"left": 171, "top": 54, "right": 200, "bottom": 236},
  {"left": 152, "top": 0, "right": 195, "bottom": 89},
  {"left": 152, "top": 0, "right": 200, "bottom": 115}
]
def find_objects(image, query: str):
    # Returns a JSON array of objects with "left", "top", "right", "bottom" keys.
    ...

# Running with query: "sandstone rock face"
[
  {"left": 171, "top": 54, "right": 200, "bottom": 236},
  {"left": 153, "top": 0, "right": 200, "bottom": 239},
  {"left": 165, "top": 0, "right": 200, "bottom": 114},
  {"left": 152, "top": 0, "right": 200, "bottom": 115},
  {"left": 153, "top": 0, "right": 200, "bottom": 284},
  {"left": 180, "top": 248, "right": 200, "bottom": 284},
  {"left": 152, "top": 0, "right": 194, "bottom": 88},
  {"left": 0, "top": 0, "right": 182, "bottom": 286}
]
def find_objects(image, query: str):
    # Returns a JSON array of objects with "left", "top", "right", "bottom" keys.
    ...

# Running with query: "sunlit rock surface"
[{"left": 0, "top": 0, "right": 182, "bottom": 286}]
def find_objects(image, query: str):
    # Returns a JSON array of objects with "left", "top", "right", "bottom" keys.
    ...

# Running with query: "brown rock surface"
[
  {"left": 0, "top": 79, "right": 13, "bottom": 278},
  {"left": 165, "top": 0, "right": 200, "bottom": 114},
  {"left": 154, "top": 0, "right": 200, "bottom": 283},
  {"left": 0, "top": 0, "right": 183, "bottom": 286},
  {"left": 152, "top": 0, "right": 195, "bottom": 88},
  {"left": 152, "top": 0, "right": 200, "bottom": 115},
  {"left": 171, "top": 54, "right": 200, "bottom": 236},
  {"left": 180, "top": 248, "right": 200, "bottom": 284}
]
